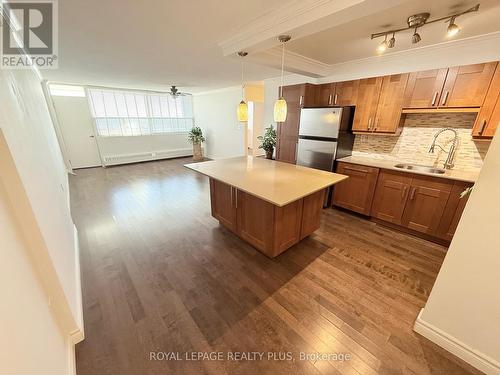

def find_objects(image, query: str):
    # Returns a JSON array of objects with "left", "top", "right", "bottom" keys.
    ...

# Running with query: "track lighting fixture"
[
  {"left": 371, "top": 3, "right": 479, "bottom": 53},
  {"left": 447, "top": 16, "right": 460, "bottom": 37},
  {"left": 411, "top": 28, "right": 421, "bottom": 44}
]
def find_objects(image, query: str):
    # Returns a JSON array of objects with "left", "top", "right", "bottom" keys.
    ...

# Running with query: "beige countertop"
[
  {"left": 185, "top": 156, "right": 348, "bottom": 207},
  {"left": 337, "top": 156, "right": 479, "bottom": 183}
]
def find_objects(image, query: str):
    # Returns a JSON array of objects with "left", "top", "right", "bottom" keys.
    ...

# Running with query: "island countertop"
[{"left": 185, "top": 156, "right": 348, "bottom": 207}]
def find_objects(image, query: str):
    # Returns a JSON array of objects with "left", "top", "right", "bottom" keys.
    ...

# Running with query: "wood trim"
[{"left": 401, "top": 108, "right": 480, "bottom": 114}]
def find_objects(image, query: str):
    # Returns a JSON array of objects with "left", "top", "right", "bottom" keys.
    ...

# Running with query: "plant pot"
[
  {"left": 265, "top": 148, "right": 274, "bottom": 160},
  {"left": 192, "top": 143, "right": 203, "bottom": 161}
]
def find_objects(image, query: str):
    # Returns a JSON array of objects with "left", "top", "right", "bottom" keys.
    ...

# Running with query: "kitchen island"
[{"left": 185, "top": 156, "right": 347, "bottom": 257}]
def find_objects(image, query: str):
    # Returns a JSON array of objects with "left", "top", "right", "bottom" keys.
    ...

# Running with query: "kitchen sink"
[{"left": 394, "top": 163, "right": 446, "bottom": 174}]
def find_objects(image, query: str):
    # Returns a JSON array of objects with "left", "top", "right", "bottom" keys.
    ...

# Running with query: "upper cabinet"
[
  {"left": 314, "top": 80, "right": 359, "bottom": 107},
  {"left": 472, "top": 64, "right": 500, "bottom": 139},
  {"left": 403, "top": 62, "right": 498, "bottom": 110},
  {"left": 403, "top": 69, "right": 448, "bottom": 108},
  {"left": 352, "top": 74, "right": 407, "bottom": 134},
  {"left": 440, "top": 62, "right": 497, "bottom": 108},
  {"left": 351, "top": 77, "right": 383, "bottom": 132}
]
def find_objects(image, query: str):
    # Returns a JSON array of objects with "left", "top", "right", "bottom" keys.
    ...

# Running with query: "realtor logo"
[{"left": 1, "top": 0, "right": 58, "bottom": 69}]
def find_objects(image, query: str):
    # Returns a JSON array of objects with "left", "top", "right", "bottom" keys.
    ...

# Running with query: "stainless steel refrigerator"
[{"left": 296, "top": 107, "right": 354, "bottom": 205}]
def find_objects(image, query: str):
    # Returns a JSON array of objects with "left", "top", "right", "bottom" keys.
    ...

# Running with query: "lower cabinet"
[
  {"left": 400, "top": 175, "right": 452, "bottom": 236},
  {"left": 332, "top": 162, "right": 379, "bottom": 215},
  {"left": 335, "top": 164, "right": 473, "bottom": 244},
  {"left": 210, "top": 178, "right": 324, "bottom": 257},
  {"left": 371, "top": 170, "right": 412, "bottom": 225}
]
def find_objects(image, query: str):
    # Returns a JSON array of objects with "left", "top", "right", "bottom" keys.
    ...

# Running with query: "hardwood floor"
[{"left": 71, "top": 157, "right": 480, "bottom": 375}]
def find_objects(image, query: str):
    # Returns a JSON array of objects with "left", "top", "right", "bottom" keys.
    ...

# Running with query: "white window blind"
[{"left": 87, "top": 88, "right": 194, "bottom": 137}]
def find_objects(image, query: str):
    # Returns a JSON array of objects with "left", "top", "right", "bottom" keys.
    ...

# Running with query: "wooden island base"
[{"left": 210, "top": 178, "right": 325, "bottom": 258}]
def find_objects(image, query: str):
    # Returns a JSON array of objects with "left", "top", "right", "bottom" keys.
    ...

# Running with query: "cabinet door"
[
  {"left": 472, "top": 64, "right": 500, "bottom": 138},
  {"left": 352, "top": 77, "right": 383, "bottom": 132},
  {"left": 276, "top": 84, "right": 302, "bottom": 163},
  {"left": 371, "top": 170, "right": 412, "bottom": 225},
  {"left": 401, "top": 176, "right": 452, "bottom": 235},
  {"left": 440, "top": 62, "right": 497, "bottom": 108},
  {"left": 316, "top": 83, "right": 335, "bottom": 107},
  {"left": 332, "top": 163, "right": 379, "bottom": 215},
  {"left": 437, "top": 181, "right": 473, "bottom": 242},
  {"left": 236, "top": 190, "right": 275, "bottom": 252},
  {"left": 210, "top": 179, "right": 237, "bottom": 232},
  {"left": 334, "top": 80, "right": 359, "bottom": 106},
  {"left": 374, "top": 73, "right": 409, "bottom": 133},
  {"left": 403, "top": 69, "right": 448, "bottom": 108}
]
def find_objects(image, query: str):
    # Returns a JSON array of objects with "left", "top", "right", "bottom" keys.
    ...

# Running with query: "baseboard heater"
[{"left": 103, "top": 147, "right": 199, "bottom": 166}]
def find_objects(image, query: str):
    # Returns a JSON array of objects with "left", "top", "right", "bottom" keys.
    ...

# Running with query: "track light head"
[
  {"left": 447, "top": 17, "right": 460, "bottom": 37},
  {"left": 388, "top": 34, "right": 396, "bottom": 48},
  {"left": 412, "top": 28, "right": 421, "bottom": 44},
  {"left": 377, "top": 35, "right": 388, "bottom": 53}
]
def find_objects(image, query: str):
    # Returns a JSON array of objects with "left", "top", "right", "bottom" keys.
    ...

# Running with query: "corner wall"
[
  {"left": 414, "top": 132, "right": 500, "bottom": 374},
  {"left": 0, "top": 66, "right": 83, "bottom": 374}
]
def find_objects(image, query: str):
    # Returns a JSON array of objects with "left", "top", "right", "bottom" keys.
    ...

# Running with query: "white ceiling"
[
  {"left": 286, "top": 0, "right": 500, "bottom": 65},
  {"left": 42, "top": 0, "right": 294, "bottom": 92},
  {"left": 42, "top": 0, "right": 500, "bottom": 93}
]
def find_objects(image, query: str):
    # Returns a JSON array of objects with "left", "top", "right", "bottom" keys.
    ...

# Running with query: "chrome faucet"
[{"left": 428, "top": 128, "right": 459, "bottom": 170}]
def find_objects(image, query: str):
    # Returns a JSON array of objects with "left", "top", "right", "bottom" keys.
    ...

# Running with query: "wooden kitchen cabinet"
[
  {"left": 472, "top": 64, "right": 500, "bottom": 138},
  {"left": 401, "top": 175, "right": 453, "bottom": 236},
  {"left": 403, "top": 69, "right": 448, "bottom": 108},
  {"left": 440, "top": 62, "right": 497, "bottom": 108},
  {"left": 373, "top": 73, "right": 409, "bottom": 133},
  {"left": 315, "top": 83, "right": 335, "bottom": 106},
  {"left": 276, "top": 83, "right": 316, "bottom": 163},
  {"left": 437, "top": 181, "right": 473, "bottom": 241},
  {"left": 371, "top": 170, "right": 413, "bottom": 225},
  {"left": 332, "top": 162, "right": 379, "bottom": 215},
  {"left": 210, "top": 179, "right": 237, "bottom": 232},
  {"left": 352, "top": 77, "right": 383, "bottom": 132}
]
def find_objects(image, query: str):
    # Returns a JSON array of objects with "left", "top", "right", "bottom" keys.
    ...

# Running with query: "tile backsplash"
[{"left": 352, "top": 113, "right": 490, "bottom": 171}]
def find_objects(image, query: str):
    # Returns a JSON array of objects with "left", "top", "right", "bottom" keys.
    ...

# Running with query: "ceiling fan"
[{"left": 169, "top": 86, "right": 188, "bottom": 97}]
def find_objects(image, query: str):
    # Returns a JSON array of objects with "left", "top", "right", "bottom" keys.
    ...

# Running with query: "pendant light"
[
  {"left": 236, "top": 51, "right": 248, "bottom": 122},
  {"left": 274, "top": 35, "right": 291, "bottom": 123}
]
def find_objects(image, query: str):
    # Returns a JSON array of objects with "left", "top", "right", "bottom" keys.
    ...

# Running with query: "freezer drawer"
[
  {"left": 299, "top": 108, "right": 342, "bottom": 138},
  {"left": 297, "top": 138, "right": 337, "bottom": 171}
]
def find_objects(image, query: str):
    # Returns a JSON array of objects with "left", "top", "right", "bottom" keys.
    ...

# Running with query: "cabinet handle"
[
  {"left": 328, "top": 94, "right": 332, "bottom": 106},
  {"left": 478, "top": 119, "right": 487, "bottom": 135},
  {"left": 299, "top": 95, "right": 304, "bottom": 106},
  {"left": 344, "top": 166, "right": 369, "bottom": 173},
  {"left": 230, "top": 186, "right": 234, "bottom": 207},
  {"left": 402, "top": 185, "right": 408, "bottom": 200},
  {"left": 431, "top": 92, "right": 438, "bottom": 106},
  {"left": 234, "top": 188, "right": 238, "bottom": 208},
  {"left": 441, "top": 91, "right": 449, "bottom": 105},
  {"left": 374, "top": 117, "right": 380, "bottom": 131},
  {"left": 409, "top": 187, "right": 416, "bottom": 200},
  {"left": 334, "top": 93, "right": 338, "bottom": 105},
  {"left": 367, "top": 118, "right": 372, "bottom": 130}
]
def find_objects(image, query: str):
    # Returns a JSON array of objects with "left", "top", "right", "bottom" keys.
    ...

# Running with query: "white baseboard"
[{"left": 414, "top": 309, "right": 500, "bottom": 375}]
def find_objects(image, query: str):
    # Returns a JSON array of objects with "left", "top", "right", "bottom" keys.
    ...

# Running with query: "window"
[
  {"left": 49, "top": 84, "right": 86, "bottom": 97},
  {"left": 87, "top": 88, "right": 194, "bottom": 137}
]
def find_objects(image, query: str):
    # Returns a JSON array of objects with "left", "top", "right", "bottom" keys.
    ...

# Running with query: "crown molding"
[
  {"left": 218, "top": 0, "right": 365, "bottom": 56},
  {"left": 318, "top": 31, "right": 500, "bottom": 82}
]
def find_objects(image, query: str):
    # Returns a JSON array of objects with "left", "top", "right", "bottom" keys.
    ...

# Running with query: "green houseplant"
[
  {"left": 258, "top": 125, "right": 277, "bottom": 159},
  {"left": 187, "top": 126, "right": 206, "bottom": 161}
]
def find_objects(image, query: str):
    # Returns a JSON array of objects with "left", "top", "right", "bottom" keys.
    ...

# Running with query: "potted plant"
[
  {"left": 258, "top": 125, "right": 277, "bottom": 159},
  {"left": 187, "top": 126, "right": 206, "bottom": 161}
]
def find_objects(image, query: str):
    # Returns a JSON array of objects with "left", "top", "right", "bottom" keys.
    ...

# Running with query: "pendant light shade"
[
  {"left": 274, "top": 35, "right": 291, "bottom": 123},
  {"left": 237, "top": 51, "right": 248, "bottom": 123},
  {"left": 237, "top": 100, "right": 248, "bottom": 122},
  {"left": 274, "top": 97, "right": 287, "bottom": 123}
]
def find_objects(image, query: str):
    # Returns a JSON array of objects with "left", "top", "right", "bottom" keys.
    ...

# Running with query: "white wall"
[
  {"left": 414, "top": 132, "right": 500, "bottom": 374},
  {"left": 193, "top": 87, "right": 245, "bottom": 159},
  {"left": 0, "top": 183, "right": 72, "bottom": 375},
  {"left": 0, "top": 67, "right": 82, "bottom": 374},
  {"left": 51, "top": 94, "right": 192, "bottom": 166}
]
